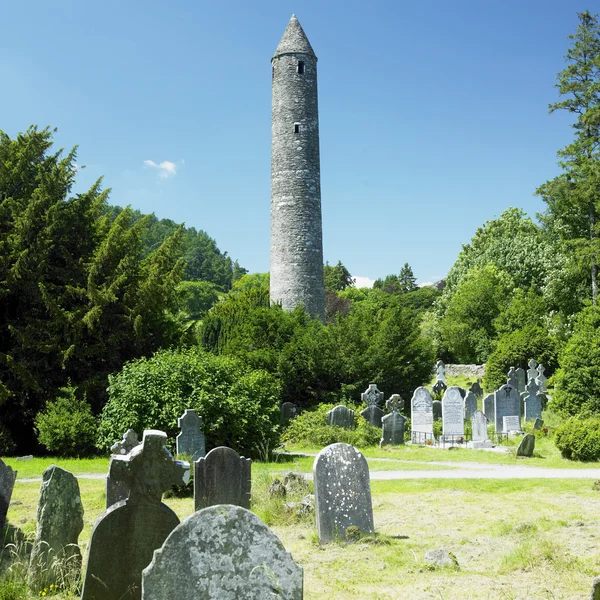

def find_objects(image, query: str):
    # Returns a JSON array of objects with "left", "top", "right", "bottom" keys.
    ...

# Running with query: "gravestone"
[
  {"left": 361, "top": 383, "right": 384, "bottom": 406},
  {"left": 281, "top": 402, "right": 297, "bottom": 425},
  {"left": 533, "top": 417, "right": 544, "bottom": 431},
  {"left": 442, "top": 387, "right": 464, "bottom": 440},
  {"left": 141, "top": 505, "right": 303, "bottom": 600},
  {"left": 517, "top": 433, "right": 535, "bottom": 457},
  {"left": 536, "top": 364, "right": 548, "bottom": 393},
  {"left": 326, "top": 405, "right": 355, "bottom": 429},
  {"left": 81, "top": 430, "right": 189, "bottom": 600},
  {"left": 482, "top": 393, "right": 495, "bottom": 422},
  {"left": 527, "top": 358, "right": 538, "bottom": 384},
  {"left": 385, "top": 394, "right": 404, "bottom": 413},
  {"left": 380, "top": 412, "right": 407, "bottom": 446},
  {"left": 411, "top": 387, "right": 434, "bottom": 443},
  {"left": 107, "top": 429, "right": 141, "bottom": 508},
  {"left": 522, "top": 379, "right": 542, "bottom": 421},
  {"left": 494, "top": 385, "right": 521, "bottom": 433},
  {"left": 471, "top": 411, "right": 492, "bottom": 449},
  {"left": 28, "top": 466, "right": 84, "bottom": 590},
  {"left": 515, "top": 367, "right": 526, "bottom": 393},
  {"left": 463, "top": 391, "right": 477, "bottom": 420},
  {"left": 435, "top": 359, "right": 446, "bottom": 383},
  {"left": 0, "top": 459, "right": 17, "bottom": 528},
  {"left": 432, "top": 380, "right": 447, "bottom": 395},
  {"left": 360, "top": 405, "right": 384, "bottom": 428},
  {"left": 457, "top": 387, "right": 467, "bottom": 398},
  {"left": 432, "top": 400, "right": 442, "bottom": 421},
  {"left": 503, "top": 415, "right": 521, "bottom": 434},
  {"left": 313, "top": 443, "right": 374, "bottom": 543},
  {"left": 469, "top": 380, "right": 483, "bottom": 398},
  {"left": 194, "top": 446, "right": 252, "bottom": 511},
  {"left": 176, "top": 409, "right": 205, "bottom": 461},
  {"left": 507, "top": 367, "right": 517, "bottom": 388}
]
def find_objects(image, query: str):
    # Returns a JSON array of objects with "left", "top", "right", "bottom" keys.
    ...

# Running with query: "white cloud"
[
  {"left": 353, "top": 276, "right": 375, "bottom": 289},
  {"left": 144, "top": 159, "right": 178, "bottom": 179}
]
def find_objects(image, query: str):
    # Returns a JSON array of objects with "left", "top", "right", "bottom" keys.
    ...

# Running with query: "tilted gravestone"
[
  {"left": 326, "top": 405, "right": 355, "bottom": 429},
  {"left": 533, "top": 417, "right": 544, "bottom": 431},
  {"left": 176, "top": 409, "right": 206, "bottom": 461},
  {"left": 432, "top": 400, "right": 442, "bottom": 421},
  {"left": 107, "top": 429, "right": 141, "bottom": 508},
  {"left": 81, "top": 430, "right": 189, "bottom": 600},
  {"left": 517, "top": 433, "right": 535, "bottom": 458},
  {"left": 360, "top": 405, "right": 384, "bottom": 428},
  {"left": 313, "top": 443, "right": 374, "bottom": 543},
  {"left": 507, "top": 367, "right": 517, "bottom": 388},
  {"left": 142, "top": 505, "right": 303, "bottom": 600},
  {"left": 386, "top": 394, "right": 404, "bottom": 413},
  {"left": 482, "top": 393, "right": 494, "bottom": 422},
  {"left": 503, "top": 415, "right": 521, "bottom": 434},
  {"left": 281, "top": 402, "right": 297, "bottom": 425},
  {"left": 380, "top": 412, "right": 407, "bottom": 447},
  {"left": 536, "top": 364, "right": 548, "bottom": 393},
  {"left": 470, "top": 380, "right": 483, "bottom": 398},
  {"left": 411, "top": 387, "right": 434, "bottom": 443},
  {"left": 361, "top": 383, "right": 384, "bottom": 406},
  {"left": 435, "top": 359, "right": 446, "bottom": 383},
  {"left": 0, "top": 458, "right": 17, "bottom": 528},
  {"left": 442, "top": 387, "right": 464, "bottom": 440},
  {"left": 194, "top": 446, "right": 251, "bottom": 511},
  {"left": 515, "top": 367, "right": 526, "bottom": 393},
  {"left": 527, "top": 358, "right": 538, "bottom": 384},
  {"left": 28, "top": 466, "right": 84, "bottom": 590},
  {"left": 463, "top": 391, "right": 477, "bottom": 420},
  {"left": 471, "top": 411, "right": 492, "bottom": 449},
  {"left": 522, "top": 379, "right": 542, "bottom": 421},
  {"left": 494, "top": 385, "right": 521, "bottom": 433}
]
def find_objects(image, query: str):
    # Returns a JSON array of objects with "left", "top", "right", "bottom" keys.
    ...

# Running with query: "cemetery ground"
[{"left": 2, "top": 444, "right": 600, "bottom": 598}]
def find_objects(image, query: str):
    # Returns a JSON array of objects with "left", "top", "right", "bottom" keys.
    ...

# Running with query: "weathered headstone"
[
  {"left": 432, "top": 400, "right": 442, "bottom": 421},
  {"left": 385, "top": 394, "right": 404, "bottom": 413},
  {"left": 470, "top": 380, "right": 483, "bottom": 398},
  {"left": 515, "top": 367, "right": 526, "bottom": 393},
  {"left": 442, "top": 387, "right": 464, "bottom": 440},
  {"left": 176, "top": 409, "right": 205, "bottom": 461},
  {"left": 361, "top": 383, "right": 384, "bottom": 406},
  {"left": 533, "top": 417, "right": 544, "bottom": 431},
  {"left": 142, "top": 505, "right": 303, "bottom": 600},
  {"left": 28, "top": 466, "right": 83, "bottom": 590},
  {"left": 313, "top": 443, "right": 374, "bottom": 543},
  {"left": 0, "top": 459, "right": 17, "bottom": 528},
  {"left": 522, "top": 379, "right": 542, "bottom": 421},
  {"left": 360, "top": 405, "right": 384, "bottom": 428},
  {"left": 536, "top": 363, "right": 548, "bottom": 393},
  {"left": 107, "top": 429, "right": 141, "bottom": 508},
  {"left": 435, "top": 359, "right": 446, "bottom": 383},
  {"left": 81, "top": 430, "right": 189, "bottom": 600},
  {"left": 194, "top": 446, "right": 252, "bottom": 511},
  {"left": 326, "top": 405, "right": 355, "bottom": 429},
  {"left": 380, "top": 412, "right": 407, "bottom": 446},
  {"left": 411, "top": 387, "right": 434, "bottom": 443},
  {"left": 503, "top": 415, "right": 521, "bottom": 434},
  {"left": 517, "top": 433, "right": 535, "bottom": 457},
  {"left": 527, "top": 358, "right": 538, "bottom": 384},
  {"left": 281, "top": 401, "right": 297, "bottom": 425},
  {"left": 463, "top": 390, "right": 477, "bottom": 420},
  {"left": 471, "top": 411, "right": 492, "bottom": 449},
  {"left": 494, "top": 384, "right": 521, "bottom": 433},
  {"left": 507, "top": 367, "right": 517, "bottom": 388},
  {"left": 482, "top": 393, "right": 495, "bottom": 422}
]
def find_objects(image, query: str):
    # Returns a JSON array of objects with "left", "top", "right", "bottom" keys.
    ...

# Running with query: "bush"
[
  {"left": 281, "top": 404, "right": 382, "bottom": 448},
  {"left": 555, "top": 417, "right": 600, "bottom": 461},
  {"left": 98, "top": 348, "right": 281, "bottom": 459},
  {"left": 35, "top": 386, "right": 97, "bottom": 457},
  {"left": 552, "top": 307, "right": 600, "bottom": 417}
]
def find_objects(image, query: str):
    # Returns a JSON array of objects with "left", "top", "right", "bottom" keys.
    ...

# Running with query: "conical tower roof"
[{"left": 274, "top": 14, "right": 316, "bottom": 57}]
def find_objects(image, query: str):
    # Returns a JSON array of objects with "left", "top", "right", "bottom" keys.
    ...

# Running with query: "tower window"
[
  {"left": 297, "top": 61, "right": 305, "bottom": 74},
  {"left": 294, "top": 124, "right": 300, "bottom": 134}
]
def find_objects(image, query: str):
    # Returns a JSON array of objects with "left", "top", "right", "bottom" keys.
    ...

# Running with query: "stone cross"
[
  {"left": 442, "top": 386, "right": 464, "bottom": 440},
  {"left": 313, "top": 443, "right": 374, "bottom": 543},
  {"left": 527, "top": 358, "right": 538, "bottom": 384},
  {"left": 107, "top": 429, "right": 141, "bottom": 508},
  {"left": 111, "top": 429, "right": 140, "bottom": 455},
  {"left": 463, "top": 390, "right": 477, "bottom": 420},
  {"left": 515, "top": 367, "right": 526, "bottom": 393},
  {"left": 81, "top": 430, "right": 189, "bottom": 600},
  {"left": 141, "top": 505, "right": 303, "bottom": 600},
  {"left": 176, "top": 409, "right": 206, "bottom": 461},
  {"left": 432, "top": 380, "right": 447, "bottom": 396},
  {"left": 522, "top": 379, "right": 542, "bottom": 421},
  {"left": 536, "top": 364, "right": 548, "bottom": 393},
  {"left": 385, "top": 394, "right": 404, "bottom": 413},
  {"left": 194, "top": 446, "right": 251, "bottom": 511},
  {"left": 326, "top": 405, "right": 355, "bottom": 429},
  {"left": 494, "top": 385, "right": 520, "bottom": 433},
  {"left": 28, "top": 466, "right": 84, "bottom": 591},
  {"left": 360, "top": 405, "right": 384, "bottom": 428},
  {"left": 0, "top": 458, "right": 16, "bottom": 528},
  {"left": 507, "top": 367, "right": 517, "bottom": 388},
  {"left": 380, "top": 412, "right": 407, "bottom": 446},
  {"left": 435, "top": 360, "right": 446, "bottom": 383},
  {"left": 411, "top": 387, "right": 434, "bottom": 442},
  {"left": 361, "top": 383, "right": 384, "bottom": 406}
]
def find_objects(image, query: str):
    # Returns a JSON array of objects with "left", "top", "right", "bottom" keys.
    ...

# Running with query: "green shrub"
[
  {"left": 98, "top": 347, "right": 281, "bottom": 459},
  {"left": 35, "top": 385, "right": 97, "bottom": 457},
  {"left": 555, "top": 417, "right": 600, "bottom": 461},
  {"left": 482, "top": 325, "right": 558, "bottom": 392},
  {"left": 552, "top": 307, "right": 600, "bottom": 417},
  {"left": 281, "top": 404, "right": 381, "bottom": 448}
]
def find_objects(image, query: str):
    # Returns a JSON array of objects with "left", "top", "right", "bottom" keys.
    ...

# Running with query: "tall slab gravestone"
[
  {"left": 432, "top": 400, "right": 442, "bottom": 421},
  {"left": 482, "top": 393, "right": 495, "bottom": 422},
  {"left": 463, "top": 391, "right": 477, "bottom": 420},
  {"left": 81, "top": 430, "right": 189, "bottom": 600},
  {"left": 28, "top": 466, "right": 84, "bottom": 590},
  {"left": 471, "top": 411, "right": 492, "bottom": 449},
  {"left": 411, "top": 387, "right": 434, "bottom": 443},
  {"left": 106, "top": 429, "right": 141, "bottom": 508},
  {"left": 326, "top": 405, "right": 355, "bottom": 429},
  {"left": 515, "top": 367, "right": 526, "bottom": 393},
  {"left": 176, "top": 409, "right": 206, "bottom": 461},
  {"left": 380, "top": 412, "right": 407, "bottom": 447},
  {"left": 142, "top": 505, "right": 303, "bottom": 600},
  {"left": 522, "top": 379, "right": 542, "bottom": 421},
  {"left": 0, "top": 458, "right": 17, "bottom": 528},
  {"left": 494, "top": 385, "right": 521, "bottom": 433},
  {"left": 442, "top": 387, "right": 464, "bottom": 440},
  {"left": 194, "top": 446, "right": 252, "bottom": 511},
  {"left": 313, "top": 443, "right": 374, "bottom": 543}
]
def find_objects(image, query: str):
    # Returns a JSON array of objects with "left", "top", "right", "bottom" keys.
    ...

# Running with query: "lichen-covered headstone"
[
  {"left": 463, "top": 391, "right": 477, "bottom": 420},
  {"left": 471, "top": 411, "right": 492, "bottom": 449},
  {"left": 281, "top": 402, "right": 297, "bottom": 425},
  {"left": 141, "top": 505, "right": 303, "bottom": 600},
  {"left": 385, "top": 394, "right": 404, "bottom": 413},
  {"left": 194, "top": 446, "right": 251, "bottom": 511},
  {"left": 522, "top": 379, "right": 542, "bottom": 421},
  {"left": 106, "top": 429, "right": 141, "bottom": 508},
  {"left": 482, "top": 393, "right": 494, "bottom": 422},
  {"left": 28, "top": 466, "right": 83, "bottom": 590},
  {"left": 435, "top": 359, "right": 446, "bottom": 383},
  {"left": 81, "top": 430, "right": 189, "bottom": 600},
  {"left": 494, "top": 384, "right": 520, "bottom": 433},
  {"left": 442, "top": 386, "right": 464, "bottom": 440},
  {"left": 536, "top": 363, "right": 548, "bottom": 393},
  {"left": 515, "top": 367, "right": 526, "bottom": 393},
  {"left": 533, "top": 417, "right": 544, "bottom": 431},
  {"left": 313, "top": 443, "right": 374, "bottom": 543},
  {"left": 432, "top": 400, "right": 442, "bottom": 421},
  {"left": 0, "top": 458, "right": 16, "bottom": 528},
  {"left": 176, "top": 409, "right": 205, "bottom": 461},
  {"left": 361, "top": 383, "right": 384, "bottom": 406},
  {"left": 411, "top": 387, "right": 434, "bottom": 443},
  {"left": 326, "top": 405, "right": 355, "bottom": 429},
  {"left": 507, "top": 367, "right": 517, "bottom": 388},
  {"left": 360, "top": 405, "right": 384, "bottom": 428},
  {"left": 517, "top": 433, "right": 535, "bottom": 457},
  {"left": 380, "top": 412, "right": 406, "bottom": 446}
]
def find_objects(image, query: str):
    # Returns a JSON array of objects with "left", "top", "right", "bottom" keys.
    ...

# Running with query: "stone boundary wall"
[{"left": 445, "top": 364, "right": 486, "bottom": 379}]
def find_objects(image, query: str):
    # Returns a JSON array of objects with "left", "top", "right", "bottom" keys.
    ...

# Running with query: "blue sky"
[{"left": 0, "top": 0, "right": 582, "bottom": 285}]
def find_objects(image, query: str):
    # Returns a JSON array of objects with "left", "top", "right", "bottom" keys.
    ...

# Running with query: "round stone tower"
[{"left": 270, "top": 15, "right": 325, "bottom": 321}]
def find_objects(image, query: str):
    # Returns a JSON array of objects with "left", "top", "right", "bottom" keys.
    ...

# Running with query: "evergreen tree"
[
  {"left": 398, "top": 263, "right": 418, "bottom": 293},
  {"left": 323, "top": 260, "right": 354, "bottom": 292}
]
